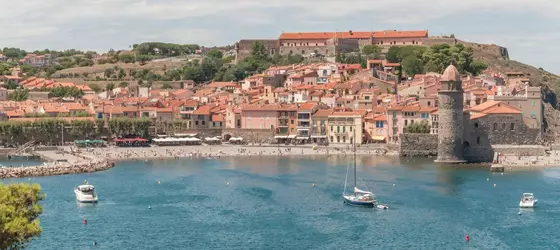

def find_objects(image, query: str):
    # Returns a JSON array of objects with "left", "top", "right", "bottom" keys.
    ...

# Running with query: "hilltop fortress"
[{"left": 234, "top": 30, "right": 509, "bottom": 63}]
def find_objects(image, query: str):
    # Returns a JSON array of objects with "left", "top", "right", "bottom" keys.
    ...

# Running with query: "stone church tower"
[{"left": 435, "top": 65, "right": 466, "bottom": 163}]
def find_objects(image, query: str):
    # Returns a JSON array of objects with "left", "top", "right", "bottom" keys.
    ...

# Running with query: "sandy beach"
[{"left": 79, "top": 144, "right": 396, "bottom": 161}]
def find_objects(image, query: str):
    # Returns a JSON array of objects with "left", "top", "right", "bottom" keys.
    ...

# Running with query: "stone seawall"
[
  {"left": 465, "top": 145, "right": 547, "bottom": 163},
  {"left": 399, "top": 133, "right": 438, "bottom": 156},
  {"left": 0, "top": 160, "right": 114, "bottom": 179}
]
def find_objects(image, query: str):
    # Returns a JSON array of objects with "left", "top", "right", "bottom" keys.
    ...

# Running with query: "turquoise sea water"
[{"left": 2, "top": 156, "right": 560, "bottom": 249}]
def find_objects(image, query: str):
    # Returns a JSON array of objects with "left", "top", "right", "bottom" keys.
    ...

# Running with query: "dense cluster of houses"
[{"left": 0, "top": 60, "right": 543, "bottom": 145}]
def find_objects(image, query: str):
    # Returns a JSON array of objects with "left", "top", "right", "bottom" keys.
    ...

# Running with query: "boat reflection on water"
[{"left": 76, "top": 202, "right": 97, "bottom": 208}]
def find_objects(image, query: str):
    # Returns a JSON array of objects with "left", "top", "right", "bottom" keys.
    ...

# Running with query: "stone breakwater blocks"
[{"left": 0, "top": 161, "right": 115, "bottom": 179}]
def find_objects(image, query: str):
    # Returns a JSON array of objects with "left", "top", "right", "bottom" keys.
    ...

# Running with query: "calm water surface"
[{"left": 3, "top": 156, "right": 559, "bottom": 249}]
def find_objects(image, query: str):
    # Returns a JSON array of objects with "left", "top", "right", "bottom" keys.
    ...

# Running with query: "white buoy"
[
  {"left": 312, "top": 183, "right": 315, "bottom": 187},
  {"left": 393, "top": 184, "right": 396, "bottom": 187},
  {"left": 494, "top": 184, "right": 496, "bottom": 187},
  {"left": 501, "top": 173, "right": 504, "bottom": 176},
  {"left": 148, "top": 206, "right": 151, "bottom": 209},
  {"left": 157, "top": 181, "right": 161, "bottom": 184},
  {"left": 486, "top": 178, "right": 489, "bottom": 181},
  {"left": 518, "top": 211, "right": 522, "bottom": 215},
  {"left": 226, "top": 182, "right": 230, "bottom": 186}
]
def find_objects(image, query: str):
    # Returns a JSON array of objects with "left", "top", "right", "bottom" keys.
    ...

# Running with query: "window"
[
  {"left": 474, "top": 122, "right": 479, "bottom": 128},
  {"left": 421, "top": 113, "right": 428, "bottom": 119},
  {"left": 393, "top": 111, "right": 396, "bottom": 116},
  {"left": 291, "top": 128, "right": 294, "bottom": 132},
  {"left": 428, "top": 101, "right": 431, "bottom": 106},
  {"left": 195, "top": 121, "right": 199, "bottom": 125},
  {"left": 376, "top": 121, "right": 384, "bottom": 128},
  {"left": 212, "top": 122, "right": 216, "bottom": 126},
  {"left": 532, "top": 100, "right": 535, "bottom": 107},
  {"left": 531, "top": 111, "right": 536, "bottom": 118},
  {"left": 331, "top": 126, "right": 334, "bottom": 132},
  {"left": 202, "top": 121, "right": 205, "bottom": 125},
  {"left": 411, "top": 120, "right": 414, "bottom": 124},
  {"left": 343, "top": 126, "right": 346, "bottom": 133},
  {"left": 337, "top": 126, "right": 340, "bottom": 133},
  {"left": 343, "top": 136, "right": 346, "bottom": 143},
  {"left": 477, "top": 136, "right": 481, "bottom": 145},
  {"left": 501, "top": 123, "right": 505, "bottom": 130},
  {"left": 405, "top": 120, "right": 408, "bottom": 126},
  {"left": 365, "top": 96, "right": 370, "bottom": 100},
  {"left": 330, "top": 136, "right": 333, "bottom": 142},
  {"left": 337, "top": 136, "right": 340, "bottom": 142},
  {"left": 493, "top": 123, "right": 497, "bottom": 131},
  {"left": 510, "top": 123, "right": 515, "bottom": 131},
  {"left": 302, "top": 50, "right": 305, "bottom": 54},
  {"left": 350, "top": 126, "right": 353, "bottom": 132}
]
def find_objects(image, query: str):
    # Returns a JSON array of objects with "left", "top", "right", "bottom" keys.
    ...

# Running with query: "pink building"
[
  {"left": 364, "top": 113, "right": 388, "bottom": 143},
  {"left": 240, "top": 104, "right": 297, "bottom": 132},
  {"left": 386, "top": 103, "right": 435, "bottom": 143}
]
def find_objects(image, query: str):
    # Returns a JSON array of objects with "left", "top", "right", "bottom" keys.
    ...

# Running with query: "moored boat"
[
  {"left": 74, "top": 184, "right": 98, "bottom": 203},
  {"left": 519, "top": 193, "right": 537, "bottom": 208}
]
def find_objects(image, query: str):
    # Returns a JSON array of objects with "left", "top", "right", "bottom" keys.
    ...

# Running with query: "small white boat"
[
  {"left": 519, "top": 193, "right": 537, "bottom": 208},
  {"left": 74, "top": 184, "right": 98, "bottom": 203}
]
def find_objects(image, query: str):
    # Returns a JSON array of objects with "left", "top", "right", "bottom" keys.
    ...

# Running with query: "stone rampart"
[{"left": 399, "top": 133, "right": 438, "bottom": 156}]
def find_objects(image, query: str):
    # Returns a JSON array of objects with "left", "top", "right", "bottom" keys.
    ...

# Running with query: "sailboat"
[{"left": 342, "top": 129, "right": 377, "bottom": 207}]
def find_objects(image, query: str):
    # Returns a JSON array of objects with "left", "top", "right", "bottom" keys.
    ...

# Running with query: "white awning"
[
  {"left": 310, "top": 135, "right": 327, "bottom": 139},
  {"left": 296, "top": 136, "right": 309, "bottom": 140},
  {"left": 287, "top": 134, "right": 297, "bottom": 139},
  {"left": 275, "top": 135, "right": 288, "bottom": 139}
]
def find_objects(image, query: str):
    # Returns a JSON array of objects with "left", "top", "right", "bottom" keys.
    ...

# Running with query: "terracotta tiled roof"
[
  {"left": 279, "top": 30, "right": 428, "bottom": 40},
  {"left": 242, "top": 104, "right": 297, "bottom": 111},
  {"left": 212, "top": 114, "right": 225, "bottom": 122},
  {"left": 298, "top": 103, "right": 317, "bottom": 111},
  {"left": 193, "top": 105, "right": 211, "bottom": 115},
  {"left": 312, "top": 109, "right": 332, "bottom": 117},
  {"left": 469, "top": 100, "right": 501, "bottom": 112},
  {"left": 330, "top": 111, "right": 361, "bottom": 117}
]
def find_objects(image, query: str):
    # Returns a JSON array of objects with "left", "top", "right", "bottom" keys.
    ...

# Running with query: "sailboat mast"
[{"left": 353, "top": 124, "right": 356, "bottom": 188}]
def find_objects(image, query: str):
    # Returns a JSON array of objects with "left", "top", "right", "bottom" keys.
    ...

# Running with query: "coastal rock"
[{"left": 0, "top": 160, "right": 114, "bottom": 179}]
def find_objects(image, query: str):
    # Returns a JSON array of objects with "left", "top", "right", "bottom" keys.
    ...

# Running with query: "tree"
[
  {"left": 104, "top": 68, "right": 114, "bottom": 78},
  {"left": 119, "top": 82, "right": 129, "bottom": 88},
  {"left": 402, "top": 55, "right": 424, "bottom": 77},
  {"left": 362, "top": 45, "right": 381, "bottom": 56},
  {"left": 106, "top": 83, "right": 115, "bottom": 92},
  {"left": 206, "top": 49, "right": 223, "bottom": 60},
  {"left": 118, "top": 53, "right": 135, "bottom": 63},
  {"left": 88, "top": 83, "right": 102, "bottom": 93},
  {"left": 405, "top": 120, "right": 431, "bottom": 133},
  {"left": 469, "top": 60, "right": 488, "bottom": 75},
  {"left": 3, "top": 80, "right": 19, "bottom": 90},
  {"left": 8, "top": 89, "right": 28, "bottom": 101},
  {"left": 0, "top": 183, "right": 44, "bottom": 250},
  {"left": 386, "top": 46, "right": 401, "bottom": 63},
  {"left": 251, "top": 41, "right": 268, "bottom": 60},
  {"left": 161, "top": 82, "right": 173, "bottom": 89}
]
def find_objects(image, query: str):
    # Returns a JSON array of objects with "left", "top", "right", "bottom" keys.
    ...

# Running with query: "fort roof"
[{"left": 279, "top": 30, "right": 428, "bottom": 40}]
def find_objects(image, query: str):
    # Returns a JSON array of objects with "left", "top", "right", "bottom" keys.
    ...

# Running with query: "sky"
[{"left": 1, "top": 0, "right": 560, "bottom": 74}]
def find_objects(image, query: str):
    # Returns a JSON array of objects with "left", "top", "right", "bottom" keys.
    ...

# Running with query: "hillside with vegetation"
[{"left": 459, "top": 40, "right": 560, "bottom": 143}]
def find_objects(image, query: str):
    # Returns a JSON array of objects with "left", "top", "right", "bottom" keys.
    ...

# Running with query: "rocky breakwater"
[{"left": 0, "top": 160, "right": 115, "bottom": 179}]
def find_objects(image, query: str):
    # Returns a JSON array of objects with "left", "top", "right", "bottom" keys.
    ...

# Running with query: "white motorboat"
[
  {"left": 519, "top": 193, "right": 537, "bottom": 208},
  {"left": 74, "top": 184, "right": 98, "bottom": 203}
]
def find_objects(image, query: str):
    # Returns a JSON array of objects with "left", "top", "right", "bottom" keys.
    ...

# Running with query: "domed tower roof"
[{"left": 441, "top": 64, "right": 461, "bottom": 82}]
